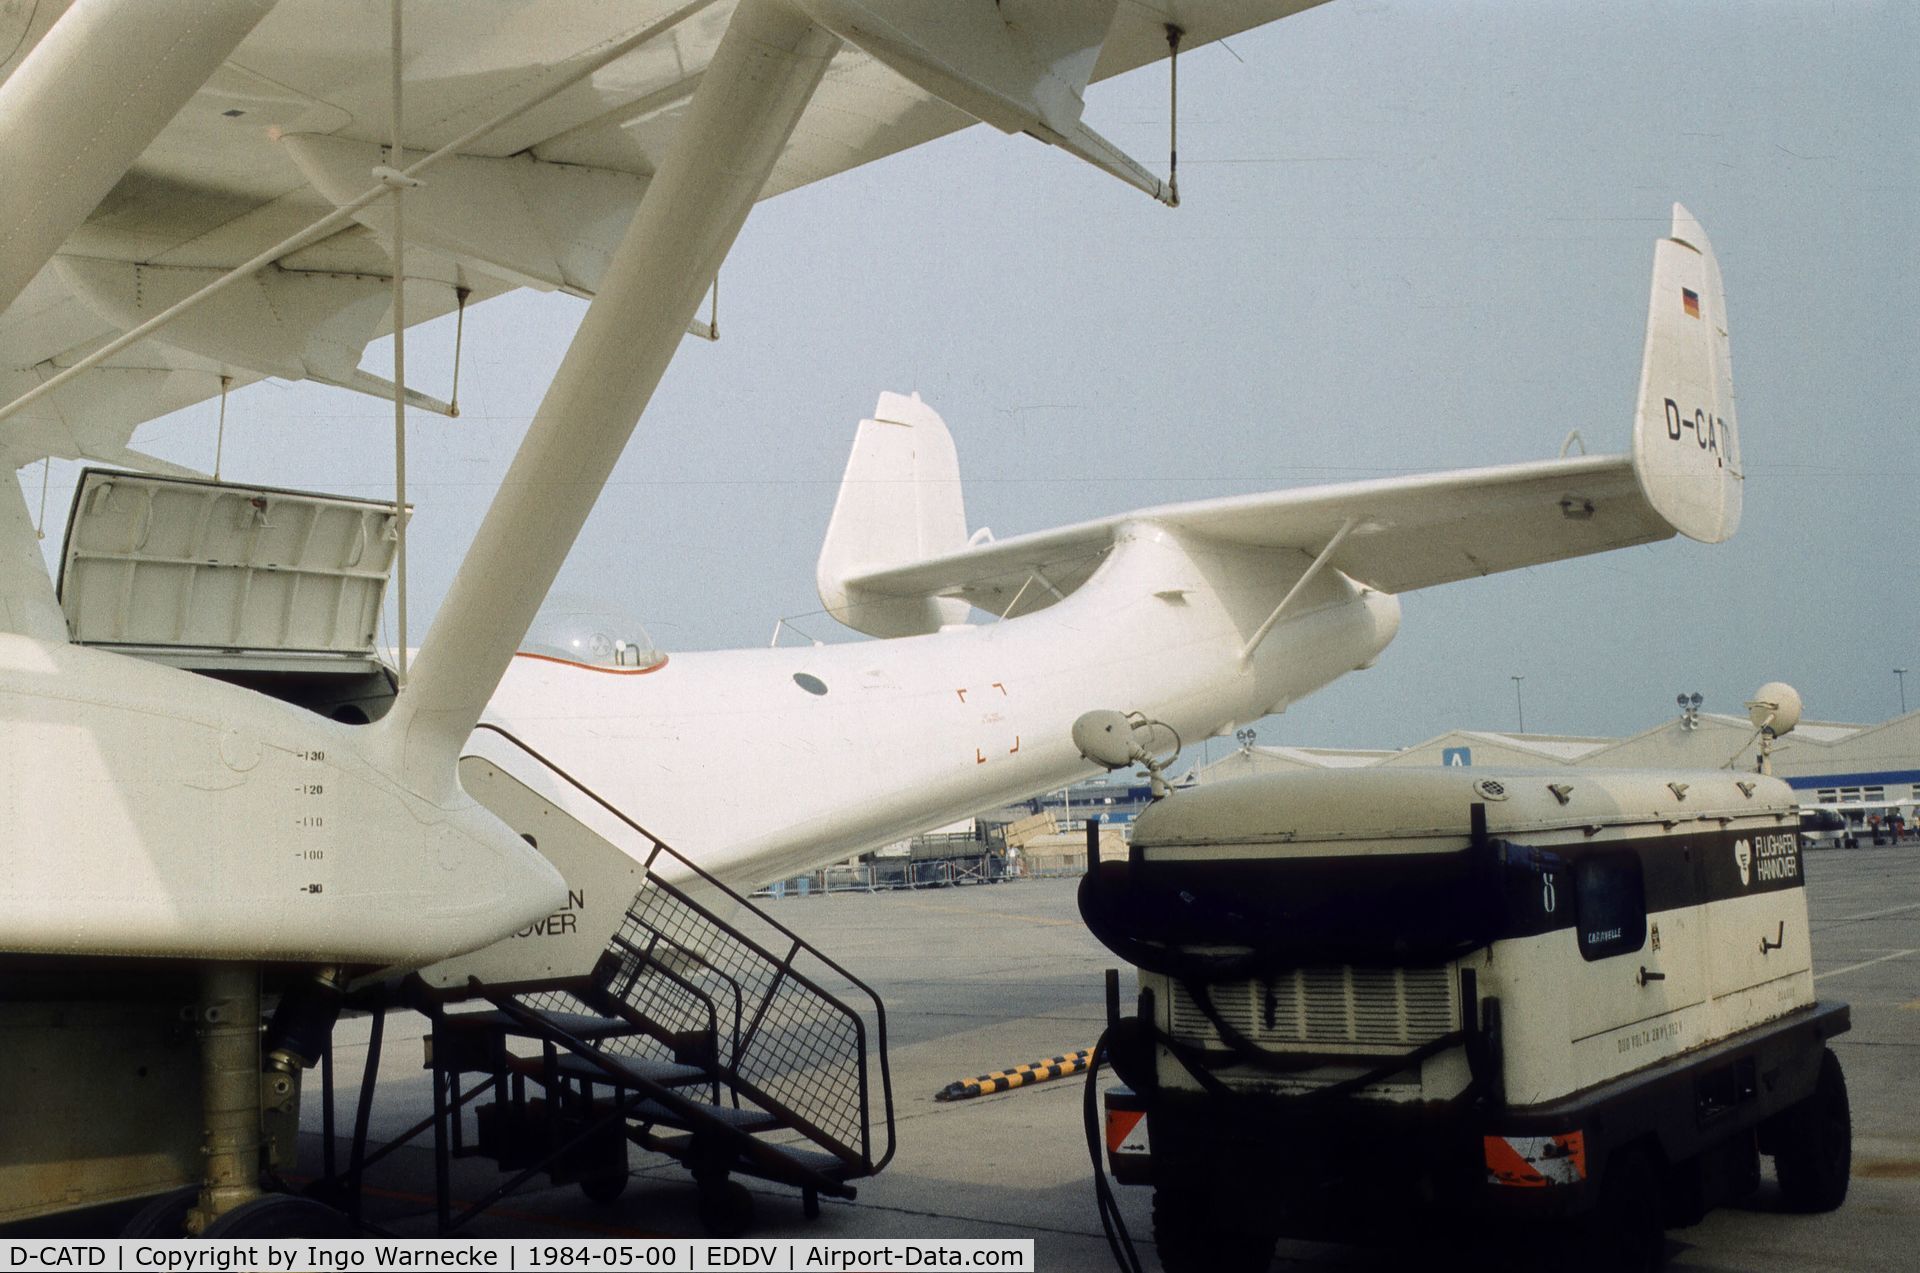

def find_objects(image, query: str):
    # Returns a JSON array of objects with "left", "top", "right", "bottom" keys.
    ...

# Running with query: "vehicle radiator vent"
[{"left": 1168, "top": 966, "right": 1457, "bottom": 1054}]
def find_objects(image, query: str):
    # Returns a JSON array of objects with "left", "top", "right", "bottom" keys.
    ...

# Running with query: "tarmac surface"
[{"left": 292, "top": 842, "right": 1920, "bottom": 1272}]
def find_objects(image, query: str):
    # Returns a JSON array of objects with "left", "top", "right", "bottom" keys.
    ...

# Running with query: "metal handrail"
[
  {"left": 467, "top": 722, "right": 896, "bottom": 1172},
  {"left": 614, "top": 867, "right": 875, "bottom": 1165}
]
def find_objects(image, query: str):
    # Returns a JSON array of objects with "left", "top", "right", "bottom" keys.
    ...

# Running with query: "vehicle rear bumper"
[{"left": 1105, "top": 999, "right": 1849, "bottom": 1233}]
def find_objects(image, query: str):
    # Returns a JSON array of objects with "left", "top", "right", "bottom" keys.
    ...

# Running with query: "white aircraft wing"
[
  {"left": 841, "top": 452, "right": 1663, "bottom": 618},
  {"left": 0, "top": 0, "right": 1327, "bottom": 469}
]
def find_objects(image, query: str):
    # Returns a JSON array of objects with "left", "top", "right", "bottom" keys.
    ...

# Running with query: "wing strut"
[
  {"left": 212, "top": 376, "right": 232, "bottom": 481},
  {"left": 447, "top": 287, "right": 471, "bottom": 415},
  {"left": 1166, "top": 25, "right": 1182, "bottom": 207},
  {"left": 389, "top": 0, "right": 412, "bottom": 682},
  {"left": 380, "top": 0, "right": 840, "bottom": 796},
  {"left": 0, "top": 0, "right": 276, "bottom": 318},
  {"left": 1239, "top": 517, "right": 1359, "bottom": 665}
]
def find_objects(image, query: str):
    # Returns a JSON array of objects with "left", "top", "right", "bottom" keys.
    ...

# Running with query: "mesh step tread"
[
  {"left": 628, "top": 1097, "right": 779, "bottom": 1133},
  {"left": 645, "top": 1132, "right": 863, "bottom": 1189},
  {"left": 442, "top": 1008, "right": 635, "bottom": 1040},
  {"left": 751, "top": 1140, "right": 863, "bottom": 1181},
  {"left": 506, "top": 1050, "right": 707, "bottom": 1089}
]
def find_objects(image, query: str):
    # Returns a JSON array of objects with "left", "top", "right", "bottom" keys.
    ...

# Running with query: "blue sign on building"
[{"left": 1442, "top": 747, "right": 1472, "bottom": 767}]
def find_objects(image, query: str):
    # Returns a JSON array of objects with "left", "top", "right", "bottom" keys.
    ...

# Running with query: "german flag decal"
[{"left": 1682, "top": 287, "right": 1701, "bottom": 318}]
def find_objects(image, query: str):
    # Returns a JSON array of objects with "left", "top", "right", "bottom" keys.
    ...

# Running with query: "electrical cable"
[{"left": 1082, "top": 1029, "right": 1147, "bottom": 1273}]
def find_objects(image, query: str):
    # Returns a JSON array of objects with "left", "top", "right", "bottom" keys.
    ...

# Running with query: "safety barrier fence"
[{"left": 755, "top": 853, "right": 1041, "bottom": 898}]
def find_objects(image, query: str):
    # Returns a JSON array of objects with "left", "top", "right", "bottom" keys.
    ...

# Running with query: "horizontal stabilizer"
[
  {"left": 842, "top": 453, "right": 1663, "bottom": 613},
  {"left": 826, "top": 206, "right": 1740, "bottom": 619}
]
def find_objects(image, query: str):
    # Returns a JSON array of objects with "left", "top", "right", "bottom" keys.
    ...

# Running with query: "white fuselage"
[
  {"left": 0, "top": 519, "right": 1395, "bottom": 966},
  {"left": 479, "top": 521, "right": 1402, "bottom": 888},
  {"left": 0, "top": 636, "right": 564, "bottom": 965}
]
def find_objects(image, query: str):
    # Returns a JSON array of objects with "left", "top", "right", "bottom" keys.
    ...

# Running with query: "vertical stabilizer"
[
  {"left": 816, "top": 391, "right": 972, "bottom": 637},
  {"left": 1630, "top": 203, "right": 1741, "bottom": 543}
]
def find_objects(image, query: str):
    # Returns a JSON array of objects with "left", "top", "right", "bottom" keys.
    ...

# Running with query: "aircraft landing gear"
[
  {"left": 186, "top": 964, "right": 265, "bottom": 1234},
  {"left": 152, "top": 964, "right": 357, "bottom": 1237}
]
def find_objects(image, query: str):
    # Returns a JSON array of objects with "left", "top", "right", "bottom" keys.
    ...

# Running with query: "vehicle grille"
[{"left": 1168, "top": 966, "right": 1457, "bottom": 1055}]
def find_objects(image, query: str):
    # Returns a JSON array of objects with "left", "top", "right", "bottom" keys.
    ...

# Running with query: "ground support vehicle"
[
  {"left": 1083, "top": 768, "right": 1852, "bottom": 1271},
  {"left": 1798, "top": 807, "right": 1852, "bottom": 851}
]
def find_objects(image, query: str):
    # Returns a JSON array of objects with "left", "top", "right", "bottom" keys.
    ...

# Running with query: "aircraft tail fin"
[
  {"left": 816, "top": 391, "right": 973, "bottom": 637},
  {"left": 820, "top": 206, "right": 1738, "bottom": 628},
  {"left": 1630, "top": 202, "right": 1741, "bottom": 543}
]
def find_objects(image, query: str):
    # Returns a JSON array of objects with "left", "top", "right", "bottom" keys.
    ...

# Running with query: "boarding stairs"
[{"left": 314, "top": 726, "right": 895, "bottom": 1236}]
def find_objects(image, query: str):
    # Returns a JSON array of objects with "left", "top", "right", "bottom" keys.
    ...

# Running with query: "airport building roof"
[{"left": 1197, "top": 702, "right": 1920, "bottom": 801}]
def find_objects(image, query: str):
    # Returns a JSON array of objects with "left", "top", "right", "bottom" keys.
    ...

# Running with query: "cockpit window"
[{"left": 521, "top": 593, "right": 665, "bottom": 670}]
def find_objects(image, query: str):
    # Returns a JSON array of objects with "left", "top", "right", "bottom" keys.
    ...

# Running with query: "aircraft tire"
[
  {"left": 199, "top": 1194, "right": 358, "bottom": 1237},
  {"left": 119, "top": 1187, "right": 198, "bottom": 1238},
  {"left": 1769, "top": 1048, "right": 1852, "bottom": 1213},
  {"left": 580, "top": 1169, "right": 629, "bottom": 1205},
  {"left": 1150, "top": 1187, "right": 1274, "bottom": 1273},
  {"left": 696, "top": 1178, "right": 755, "bottom": 1238}
]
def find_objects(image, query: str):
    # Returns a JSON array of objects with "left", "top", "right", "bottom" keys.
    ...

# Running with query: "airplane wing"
[
  {"left": 0, "top": 0, "right": 1327, "bottom": 470},
  {"left": 821, "top": 204, "right": 1741, "bottom": 631}
]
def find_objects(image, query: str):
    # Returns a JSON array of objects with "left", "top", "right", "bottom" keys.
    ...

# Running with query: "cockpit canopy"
[{"left": 521, "top": 593, "right": 665, "bottom": 670}]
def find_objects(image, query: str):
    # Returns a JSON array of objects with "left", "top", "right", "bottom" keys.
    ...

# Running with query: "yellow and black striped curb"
[{"left": 934, "top": 1049, "right": 1092, "bottom": 1101}]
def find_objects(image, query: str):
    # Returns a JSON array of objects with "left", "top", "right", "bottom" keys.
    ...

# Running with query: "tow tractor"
[{"left": 1071, "top": 698, "right": 1851, "bottom": 1271}]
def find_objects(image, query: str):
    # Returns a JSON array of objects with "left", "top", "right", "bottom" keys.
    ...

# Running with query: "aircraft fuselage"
[{"left": 479, "top": 520, "right": 1402, "bottom": 888}]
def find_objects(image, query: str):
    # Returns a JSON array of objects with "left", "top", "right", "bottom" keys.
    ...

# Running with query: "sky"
[{"left": 29, "top": 0, "right": 1918, "bottom": 757}]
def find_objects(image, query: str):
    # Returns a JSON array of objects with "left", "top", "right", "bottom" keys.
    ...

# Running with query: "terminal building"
[{"left": 784, "top": 698, "right": 1920, "bottom": 893}]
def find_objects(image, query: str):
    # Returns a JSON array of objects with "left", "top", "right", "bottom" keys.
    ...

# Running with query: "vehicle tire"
[
  {"left": 696, "top": 1178, "right": 755, "bottom": 1238},
  {"left": 580, "top": 1170, "right": 629, "bottom": 1205},
  {"left": 1769, "top": 1047, "right": 1851, "bottom": 1213},
  {"left": 119, "top": 1186, "right": 199, "bottom": 1238},
  {"left": 200, "top": 1194, "right": 359, "bottom": 1237},
  {"left": 1577, "top": 1148, "right": 1666, "bottom": 1272},
  {"left": 1151, "top": 1188, "right": 1275, "bottom": 1273}
]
